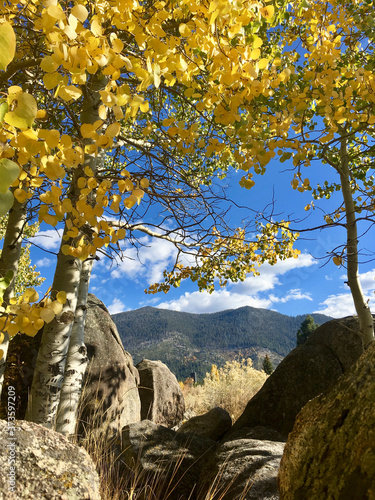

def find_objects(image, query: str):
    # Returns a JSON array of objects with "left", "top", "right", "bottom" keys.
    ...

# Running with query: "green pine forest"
[{"left": 113, "top": 306, "right": 332, "bottom": 381}]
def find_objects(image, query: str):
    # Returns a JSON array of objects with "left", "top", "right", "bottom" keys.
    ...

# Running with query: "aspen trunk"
[
  {"left": 55, "top": 257, "right": 94, "bottom": 437},
  {"left": 26, "top": 75, "right": 106, "bottom": 428},
  {"left": 339, "top": 137, "right": 374, "bottom": 345},
  {"left": 0, "top": 196, "right": 27, "bottom": 399},
  {"left": 25, "top": 230, "right": 82, "bottom": 427}
]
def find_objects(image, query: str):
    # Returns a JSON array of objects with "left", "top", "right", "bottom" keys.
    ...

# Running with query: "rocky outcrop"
[
  {"left": 198, "top": 427, "right": 285, "bottom": 500},
  {"left": 121, "top": 420, "right": 285, "bottom": 499},
  {"left": 136, "top": 359, "right": 185, "bottom": 428},
  {"left": 79, "top": 294, "right": 141, "bottom": 437},
  {"left": 230, "top": 317, "right": 364, "bottom": 437},
  {"left": 177, "top": 406, "right": 232, "bottom": 441},
  {"left": 278, "top": 341, "right": 375, "bottom": 499},
  {"left": 121, "top": 420, "right": 217, "bottom": 499},
  {"left": 0, "top": 419, "right": 100, "bottom": 500}
]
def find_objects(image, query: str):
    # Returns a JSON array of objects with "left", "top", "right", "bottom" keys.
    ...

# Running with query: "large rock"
[
  {"left": 278, "top": 342, "right": 375, "bottom": 499},
  {"left": 0, "top": 294, "right": 142, "bottom": 436},
  {"left": 121, "top": 420, "right": 217, "bottom": 499},
  {"left": 0, "top": 419, "right": 100, "bottom": 499},
  {"left": 79, "top": 294, "right": 141, "bottom": 437},
  {"left": 198, "top": 427, "right": 285, "bottom": 500},
  {"left": 136, "top": 359, "right": 185, "bottom": 428},
  {"left": 230, "top": 317, "right": 364, "bottom": 437},
  {"left": 177, "top": 406, "right": 232, "bottom": 441}
]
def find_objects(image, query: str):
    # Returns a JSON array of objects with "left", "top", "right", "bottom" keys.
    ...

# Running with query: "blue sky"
[{"left": 28, "top": 158, "right": 375, "bottom": 319}]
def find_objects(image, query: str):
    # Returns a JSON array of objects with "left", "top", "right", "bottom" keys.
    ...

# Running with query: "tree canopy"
[{"left": 0, "top": 0, "right": 374, "bottom": 435}]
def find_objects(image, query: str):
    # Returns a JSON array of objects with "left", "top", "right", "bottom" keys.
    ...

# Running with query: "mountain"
[{"left": 112, "top": 306, "right": 332, "bottom": 381}]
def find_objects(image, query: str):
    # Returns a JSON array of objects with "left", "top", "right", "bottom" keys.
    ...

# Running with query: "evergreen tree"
[
  {"left": 262, "top": 355, "right": 274, "bottom": 375},
  {"left": 297, "top": 315, "right": 319, "bottom": 347}
]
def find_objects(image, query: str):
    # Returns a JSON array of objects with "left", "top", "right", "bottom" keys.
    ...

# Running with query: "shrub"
[{"left": 181, "top": 358, "right": 268, "bottom": 421}]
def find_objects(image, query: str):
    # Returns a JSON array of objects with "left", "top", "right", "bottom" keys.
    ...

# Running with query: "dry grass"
[{"left": 181, "top": 358, "right": 268, "bottom": 421}]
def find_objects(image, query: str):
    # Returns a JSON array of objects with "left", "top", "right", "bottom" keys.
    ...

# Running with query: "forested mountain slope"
[{"left": 113, "top": 306, "right": 332, "bottom": 380}]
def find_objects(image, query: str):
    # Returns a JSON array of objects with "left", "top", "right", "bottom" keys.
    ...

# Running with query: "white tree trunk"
[
  {"left": 25, "top": 231, "right": 82, "bottom": 427},
  {"left": 339, "top": 137, "right": 374, "bottom": 345},
  {"left": 26, "top": 75, "right": 106, "bottom": 428},
  {"left": 55, "top": 257, "right": 94, "bottom": 437},
  {"left": 0, "top": 196, "right": 27, "bottom": 399}
]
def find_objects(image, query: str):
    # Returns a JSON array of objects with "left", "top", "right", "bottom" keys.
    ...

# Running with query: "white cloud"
[
  {"left": 108, "top": 298, "right": 128, "bottom": 315},
  {"left": 110, "top": 236, "right": 178, "bottom": 285},
  {"left": 157, "top": 289, "right": 272, "bottom": 314},
  {"left": 35, "top": 257, "right": 54, "bottom": 267},
  {"left": 314, "top": 268, "right": 375, "bottom": 317},
  {"left": 30, "top": 229, "right": 63, "bottom": 250},
  {"left": 269, "top": 289, "right": 313, "bottom": 304},
  {"left": 229, "top": 253, "right": 317, "bottom": 295},
  {"left": 158, "top": 254, "right": 317, "bottom": 313}
]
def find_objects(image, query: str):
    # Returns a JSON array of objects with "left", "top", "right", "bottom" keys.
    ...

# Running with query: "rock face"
[
  {"left": 121, "top": 420, "right": 217, "bottom": 499},
  {"left": 79, "top": 294, "right": 141, "bottom": 437},
  {"left": 136, "top": 359, "right": 185, "bottom": 428},
  {"left": 177, "top": 406, "right": 232, "bottom": 441},
  {"left": 231, "top": 317, "right": 364, "bottom": 437},
  {"left": 278, "top": 341, "right": 375, "bottom": 500},
  {"left": 0, "top": 419, "right": 100, "bottom": 500},
  {"left": 198, "top": 427, "right": 285, "bottom": 500},
  {"left": 121, "top": 420, "right": 285, "bottom": 499}
]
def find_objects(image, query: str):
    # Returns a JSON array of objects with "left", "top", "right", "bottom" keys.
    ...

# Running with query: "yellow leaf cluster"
[{"left": 0, "top": 288, "right": 67, "bottom": 338}]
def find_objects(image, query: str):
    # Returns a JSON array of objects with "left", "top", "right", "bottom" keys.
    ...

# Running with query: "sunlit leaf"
[
  {"left": 0, "top": 159, "right": 20, "bottom": 193},
  {"left": 0, "top": 21, "right": 16, "bottom": 70}
]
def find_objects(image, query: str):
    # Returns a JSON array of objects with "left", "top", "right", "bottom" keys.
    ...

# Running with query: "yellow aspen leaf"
[
  {"left": 333, "top": 256, "right": 342, "bottom": 266},
  {"left": 5, "top": 91, "right": 37, "bottom": 130},
  {"left": 77, "top": 177, "right": 86, "bottom": 189},
  {"left": 33, "top": 318, "right": 45, "bottom": 330},
  {"left": 140, "top": 101, "right": 149, "bottom": 113},
  {"left": 47, "top": 4, "right": 66, "bottom": 20},
  {"left": 81, "top": 123, "right": 96, "bottom": 139},
  {"left": 132, "top": 188, "right": 144, "bottom": 203},
  {"left": 63, "top": 23, "right": 77, "bottom": 41},
  {"left": 0, "top": 159, "right": 19, "bottom": 193},
  {"left": 38, "top": 129, "right": 60, "bottom": 148},
  {"left": 44, "top": 213, "right": 58, "bottom": 226},
  {"left": 0, "top": 21, "right": 16, "bottom": 71},
  {"left": 291, "top": 178, "right": 299, "bottom": 190},
  {"left": 105, "top": 122, "right": 121, "bottom": 137},
  {"left": 61, "top": 244, "right": 72, "bottom": 255},
  {"left": 98, "top": 105, "right": 107, "bottom": 120},
  {"left": 140, "top": 178, "right": 149, "bottom": 188},
  {"left": 260, "top": 5, "right": 275, "bottom": 20},
  {"left": 56, "top": 291, "right": 67, "bottom": 304},
  {"left": 117, "top": 228, "right": 126, "bottom": 240},
  {"left": 91, "top": 18, "right": 103, "bottom": 37},
  {"left": 39, "top": 307, "right": 55, "bottom": 323},
  {"left": 40, "top": 56, "right": 59, "bottom": 73},
  {"left": 57, "top": 85, "right": 82, "bottom": 101},
  {"left": 258, "top": 58, "right": 269, "bottom": 70},
  {"left": 112, "top": 38, "right": 124, "bottom": 53},
  {"left": 6, "top": 323, "right": 19, "bottom": 337},
  {"left": 84, "top": 166, "right": 94, "bottom": 176},
  {"left": 253, "top": 36, "right": 263, "bottom": 49},
  {"left": 23, "top": 288, "right": 39, "bottom": 303},
  {"left": 179, "top": 24, "right": 191, "bottom": 37},
  {"left": 14, "top": 189, "right": 29, "bottom": 203},
  {"left": 71, "top": 4, "right": 88, "bottom": 23},
  {"left": 124, "top": 195, "right": 137, "bottom": 209},
  {"left": 96, "top": 135, "right": 112, "bottom": 148},
  {"left": 250, "top": 48, "right": 261, "bottom": 60},
  {"left": 36, "top": 109, "right": 47, "bottom": 120}
]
